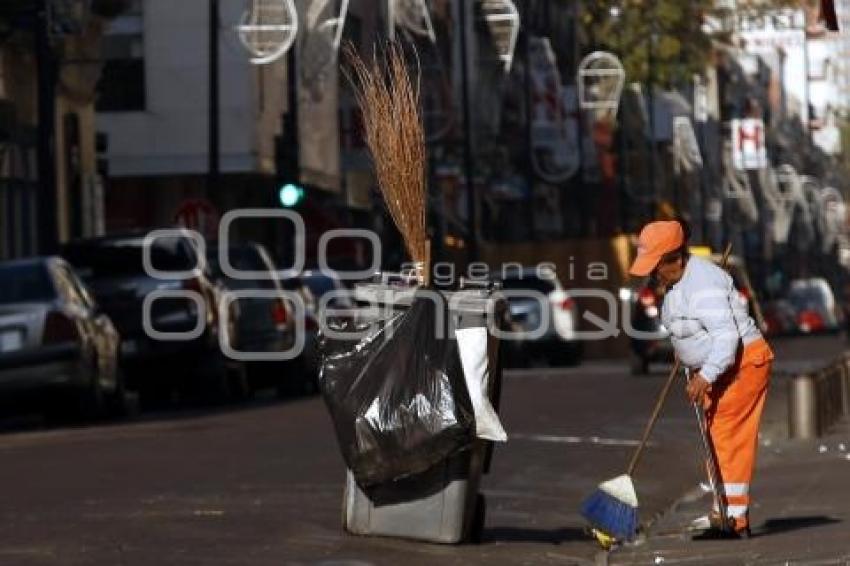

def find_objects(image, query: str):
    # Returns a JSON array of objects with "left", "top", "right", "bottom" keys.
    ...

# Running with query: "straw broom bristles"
[{"left": 345, "top": 43, "right": 430, "bottom": 284}]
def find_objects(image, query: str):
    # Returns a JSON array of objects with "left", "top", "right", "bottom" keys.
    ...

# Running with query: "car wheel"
[
  {"left": 208, "top": 362, "right": 232, "bottom": 404},
  {"left": 630, "top": 354, "right": 650, "bottom": 376},
  {"left": 227, "top": 362, "right": 251, "bottom": 402},
  {"left": 505, "top": 348, "right": 530, "bottom": 369},
  {"left": 568, "top": 342, "right": 584, "bottom": 366},
  {"left": 302, "top": 372, "right": 319, "bottom": 395},
  {"left": 548, "top": 343, "right": 583, "bottom": 367},
  {"left": 275, "top": 357, "right": 317, "bottom": 398},
  {"left": 108, "top": 368, "right": 140, "bottom": 418},
  {"left": 78, "top": 370, "right": 106, "bottom": 420}
]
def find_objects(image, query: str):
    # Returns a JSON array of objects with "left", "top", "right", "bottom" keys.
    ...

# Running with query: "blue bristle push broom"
[
  {"left": 580, "top": 356, "right": 681, "bottom": 546},
  {"left": 582, "top": 244, "right": 733, "bottom": 548}
]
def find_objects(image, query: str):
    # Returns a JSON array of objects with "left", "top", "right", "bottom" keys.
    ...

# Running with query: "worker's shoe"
[
  {"left": 688, "top": 515, "right": 713, "bottom": 531},
  {"left": 689, "top": 512, "right": 751, "bottom": 539}
]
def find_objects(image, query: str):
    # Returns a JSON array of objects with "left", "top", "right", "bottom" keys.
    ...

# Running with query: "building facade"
[
  {"left": 0, "top": 0, "right": 118, "bottom": 259},
  {"left": 96, "top": 0, "right": 289, "bottom": 235}
]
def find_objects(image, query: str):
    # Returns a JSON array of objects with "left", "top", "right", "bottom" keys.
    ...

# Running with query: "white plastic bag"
[{"left": 455, "top": 326, "right": 508, "bottom": 442}]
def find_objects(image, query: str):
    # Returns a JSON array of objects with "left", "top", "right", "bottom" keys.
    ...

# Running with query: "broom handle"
[
  {"left": 626, "top": 242, "right": 733, "bottom": 476},
  {"left": 627, "top": 358, "right": 681, "bottom": 475}
]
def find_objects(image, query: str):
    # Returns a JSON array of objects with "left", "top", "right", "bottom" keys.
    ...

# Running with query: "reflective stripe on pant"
[{"left": 705, "top": 338, "right": 773, "bottom": 527}]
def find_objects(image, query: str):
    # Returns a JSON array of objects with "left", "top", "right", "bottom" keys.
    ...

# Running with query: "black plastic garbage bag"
[{"left": 318, "top": 293, "right": 474, "bottom": 488}]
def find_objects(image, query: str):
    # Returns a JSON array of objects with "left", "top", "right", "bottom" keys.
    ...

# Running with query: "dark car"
[
  {"left": 281, "top": 270, "right": 353, "bottom": 393},
  {"left": 762, "top": 299, "right": 798, "bottom": 337},
  {"left": 0, "top": 257, "right": 127, "bottom": 419},
  {"left": 206, "top": 243, "right": 299, "bottom": 395},
  {"left": 62, "top": 232, "right": 235, "bottom": 401}
]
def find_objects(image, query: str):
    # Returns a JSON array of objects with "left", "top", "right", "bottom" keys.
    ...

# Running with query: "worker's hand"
[{"left": 686, "top": 373, "right": 712, "bottom": 405}]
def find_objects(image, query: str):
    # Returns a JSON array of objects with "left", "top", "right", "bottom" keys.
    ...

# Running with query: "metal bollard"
[
  {"left": 789, "top": 374, "right": 818, "bottom": 440},
  {"left": 843, "top": 360, "right": 850, "bottom": 417},
  {"left": 821, "top": 372, "right": 833, "bottom": 430}
]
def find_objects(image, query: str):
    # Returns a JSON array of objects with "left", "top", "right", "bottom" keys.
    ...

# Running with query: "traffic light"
[
  {"left": 278, "top": 183, "right": 305, "bottom": 208},
  {"left": 275, "top": 110, "right": 302, "bottom": 208}
]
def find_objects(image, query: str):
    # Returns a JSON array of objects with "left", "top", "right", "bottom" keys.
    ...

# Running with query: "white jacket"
[{"left": 660, "top": 256, "right": 762, "bottom": 383}]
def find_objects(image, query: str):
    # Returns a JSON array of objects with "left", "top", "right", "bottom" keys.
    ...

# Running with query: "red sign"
[
  {"left": 174, "top": 198, "right": 220, "bottom": 239},
  {"left": 731, "top": 119, "right": 767, "bottom": 170}
]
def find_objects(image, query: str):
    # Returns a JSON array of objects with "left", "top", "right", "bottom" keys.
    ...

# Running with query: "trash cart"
[{"left": 337, "top": 273, "right": 506, "bottom": 544}]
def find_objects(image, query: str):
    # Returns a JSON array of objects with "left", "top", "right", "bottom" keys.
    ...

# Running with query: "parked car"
[
  {"left": 206, "top": 242, "right": 298, "bottom": 395},
  {"left": 762, "top": 299, "right": 799, "bottom": 336},
  {"left": 62, "top": 232, "right": 236, "bottom": 402},
  {"left": 498, "top": 266, "right": 583, "bottom": 367},
  {"left": 0, "top": 257, "right": 126, "bottom": 419},
  {"left": 786, "top": 277, "right": 842, "bottom": 334},
  {"left": 622, "top": 251, "right": 765, "bottom": 375},
  {"left": 281, "top": 270, "right": 353, "bottom": 391}
]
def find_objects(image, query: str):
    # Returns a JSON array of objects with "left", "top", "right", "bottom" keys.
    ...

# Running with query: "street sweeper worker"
[{"left": 629, "top": 220, "right": 774, "bottom": 537}]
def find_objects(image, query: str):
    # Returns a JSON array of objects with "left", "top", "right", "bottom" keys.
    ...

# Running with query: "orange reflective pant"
[{"left": 704, "top": 338, "right": 773, "bottom": 526}]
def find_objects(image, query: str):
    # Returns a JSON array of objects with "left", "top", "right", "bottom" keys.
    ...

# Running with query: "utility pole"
[
  {"left": 694, "top": 74, "right": 708, "bottom": 244},
  {"left": 35, "top": 0, "right": 58, "bottom": 253},
  {"left": 647, "top": 0, "right": 657, "bottom": 218},
  {"left": 804, "top": 22, "right": 813, "bottom": 144},
  {"left": 458, "top": 0, "right": 477, "bottom": 262},
  {"left": 208, "top": 0, "right": 220, "bottom": 196},
  {"left": 276, "top": 40, "right": 300, "bottom": 267},
  {"left": 619, "top": 107, "right": 628, "bottom": 233},
  {"left": 572, "top": 0, "right": 585, "bottom": 238},
  {"left": 521, "top": 5, "right": 535, "bottom": 240},
  {"left": 284, "top": 41, "right": 299, "bottom": 182}
]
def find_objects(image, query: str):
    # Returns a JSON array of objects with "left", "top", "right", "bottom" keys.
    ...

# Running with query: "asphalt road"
[{"left": 0, "top": 334, "right": 845, "bottom": 566}]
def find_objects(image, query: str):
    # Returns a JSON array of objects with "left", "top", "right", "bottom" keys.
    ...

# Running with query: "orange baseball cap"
[{"left": 629, "top": 221, "right": 685, "bottom": 276}]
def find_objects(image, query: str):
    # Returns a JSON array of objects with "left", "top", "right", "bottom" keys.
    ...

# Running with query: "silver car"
[
  {"left": 0, "top": 257, "right": 125, "bottom": 419},
  {"left": 500, "top": 266, "right": 583, "bottom": 367}
]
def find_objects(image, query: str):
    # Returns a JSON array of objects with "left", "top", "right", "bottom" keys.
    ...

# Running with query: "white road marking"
[
  {"left": 504, "top": 362, "right": 632, "bottom": 378},
  {"left": 511, "top": 432, "right": 653, "bottom": 448}
]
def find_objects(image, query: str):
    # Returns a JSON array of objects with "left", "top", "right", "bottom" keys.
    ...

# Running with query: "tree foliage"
[{"left": 580, "top": 0, "right": 798, "bottom": 86}]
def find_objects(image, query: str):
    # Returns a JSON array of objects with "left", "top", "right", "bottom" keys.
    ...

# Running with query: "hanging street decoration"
[{"left": 235, "top": 0, "right": 299, "bottom": 64}]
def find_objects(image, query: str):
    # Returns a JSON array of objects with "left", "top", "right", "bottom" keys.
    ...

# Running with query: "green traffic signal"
[{"left": 279, "top": 183, "right": 305, "bottom": 207}]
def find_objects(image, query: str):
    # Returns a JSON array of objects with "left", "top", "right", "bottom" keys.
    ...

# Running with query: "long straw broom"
[
  {"left": 345, "top": 43, "right": 431, "bottom": 285},
  {"left": 581, "top": 243, "right": 733, "bottom": 547}
]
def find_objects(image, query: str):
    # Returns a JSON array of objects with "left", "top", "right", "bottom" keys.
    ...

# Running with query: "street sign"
[
  {"left": 174, "top": 198, "right": 220, "bottom": 239},
  {"left": 731, "top": 118, "right": 767, "bottom": 170}
]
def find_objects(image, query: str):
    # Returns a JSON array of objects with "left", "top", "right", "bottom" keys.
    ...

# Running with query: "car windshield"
[
  {"left": 788, "top": 287, "right": 827, "bottom": 309},
  {"left": 207, "top": 247, "right": 276, "bottom": 290},
  {"left": 501, "top": 275, "right": 556, "bottom": 296},
  {"left": 303, "top": 274, "right": 337, "bottom": 297},
  {"left": 64, "top": 237, "right": 195, "bottom": 279},
  {"left": 0, "top": 263, "right": 56, "bottom": 304}
]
